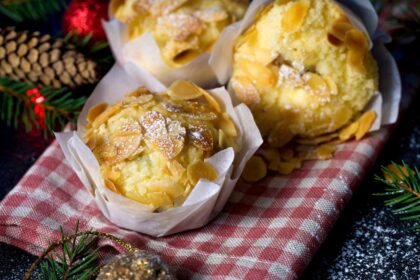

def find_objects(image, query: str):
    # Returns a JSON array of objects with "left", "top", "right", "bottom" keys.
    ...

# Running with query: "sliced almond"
[
  {"left": 329, "top": 21, "right": 353, "bottom": 42},
  {"left": 315, "top": 144, "right": 336, "bottom": 160},
  {"left": 140, "top": 111, "right": 186, "bottom": 159},
  {"left": 281, "top": 1, "right": 310, "bottom": 33},
  {"left": 279, "top": 147, "right": 294, "bottom": 161},
  {"left": 146, "top": 179, "right": 184, "bottom": 199},
  {"left": 104, "top": 178, "right": 120, "bottom": 193},
  {"left": 324, "top": 76, "right": 338, "bottom": 95},
  {"left": 338, "top": 120, "right": 359, "bottom": 141},
  {"left": 201, "top": 89, "right": 222, "bottom": 113},
  {"left": 259, "top": 148, "right": 281, "bottom": 171},
  {"left": 307, "top": 73, "right": 328, "bottom": 95},
  {"left": 345, "top": 29, "right": 368, "bottom": 54},
  {"left": 167, "top": 160, "right": 186, "bottom": 179},
  {"left": 347, "top": 49, "right": 366, "bottom": 74},
  {"left": 167, "top": 80, "right": 204, "bottom": 101},
  {"left": 218, "top": 129, "right": 238, "bottom": 151},
  {"left": 235, "top": 24, "right": 257, "bottom": 50},
  {"left": 187, "top": 161, "right": 218, "bottom": 185},
  {"left": 128, "top": 87, "right": 150, "bottom": 97},
  {"left": 255, "top": 2, "right": 274, "bottom": 21},
  {"left": 355, "top": 111, "right": 376, "bottom": 140},
  {"left": 188, "top": 124, "right": 214, "bottom": 151},
  {"left": 104, "top": 168, "right": 121, "bottom": 181},
  {"left": 296, "top": 132, "right": 338, "bottom": 145},
  {"left": 277, "top": 159, "right": 301, "bottom": 175},
  {"left": 242, "top": 156, "right": 267, "bottom": 183},
  {"left": 181, "top": 112, "right": 218, "bottom": 121},
  {"left": 91, "top": 102, "right": 122, "bottom": 128},
  {"left": 230, "top": 76, "right": 261, "bottom": 108},
  {"left": 147, "top": 192, "right": 173, "bottom": 208},
  {"left": 237, "top": 58, "right": 277, "bottom": 87},
  {"left": 268, "top": 121, "right": 294, "bottom": 148},
  {"left": 218, "top": 112, "right": 237, "bottom": 138},
  {"left": 87, "top": 103, "right": 108, "bottom": 123}
]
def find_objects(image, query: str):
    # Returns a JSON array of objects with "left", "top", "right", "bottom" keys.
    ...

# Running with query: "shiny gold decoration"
[{"left": 97, "top": 251, "right": 176, "bottom": 280}]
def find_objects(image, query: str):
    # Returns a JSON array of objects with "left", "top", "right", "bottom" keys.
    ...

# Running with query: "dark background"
[{"left": 0, "top": 2, "right": 419, "bottom": 280}]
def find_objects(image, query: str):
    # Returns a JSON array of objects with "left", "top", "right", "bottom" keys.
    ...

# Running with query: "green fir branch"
[
  {"left": 0, "top": 0, "right": 67, "bottom": 22},
  {"left": 0, "top": 77, "right": 86, "bottom": 137},
  {"left": 25, "top": 221, "right": 100, "bottom": 280},
  {"left": 374, "top": 161, "right": 420, "bottom": 231}
]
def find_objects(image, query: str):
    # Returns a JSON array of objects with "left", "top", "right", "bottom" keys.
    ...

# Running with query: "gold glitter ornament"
[{"left": 97, "top": 251, "right": 176, "bottom": 280}]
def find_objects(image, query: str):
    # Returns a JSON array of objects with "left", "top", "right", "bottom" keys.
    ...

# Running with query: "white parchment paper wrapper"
[
  {"left": 209, "top": 0, "right": 402, "bottom": 131},
  {"left": 102, "top": 12, "right": 246, "bottom": 89},
  {"left": 55, "top": 63, "right": 263, "bottom": 237}
]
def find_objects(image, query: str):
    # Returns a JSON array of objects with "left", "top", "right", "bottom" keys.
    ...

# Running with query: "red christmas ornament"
[{"left": 62, "top": 0, "right": 110, "bottom": 43}]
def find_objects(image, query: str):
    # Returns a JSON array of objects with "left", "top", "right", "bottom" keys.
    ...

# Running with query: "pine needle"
[
  {"left": 374, "top": 162, "right": 420, "bottom": 231},
  {"left": 0, "top": 0, "right": 67, "bottom": 22},
  {"left": 37, "top": 221, "right": 100, "bottom": 280},
  {"left": 0, "top": 77, "right": 86, "bottom": 137}
]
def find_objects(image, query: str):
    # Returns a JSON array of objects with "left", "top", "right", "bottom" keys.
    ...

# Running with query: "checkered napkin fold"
[{"left": 0, "top": 0, "right": 403, "bottom": 279}]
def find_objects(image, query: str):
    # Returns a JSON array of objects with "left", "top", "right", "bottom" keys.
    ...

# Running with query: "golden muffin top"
[
  {"left": 84, "top": 81, "right": 238, "bottom": 210},
  {"left": 111, "top": 0, "right": 248, "bottom": 67},
  {"left": 231, "top": 0, "right": 378, "bottom": 146}
]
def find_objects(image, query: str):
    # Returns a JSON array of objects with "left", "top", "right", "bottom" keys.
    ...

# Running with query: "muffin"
[
  {"left": 84, "top": 81, "right": 238, "bottom": 210},
  {"left": 111, "top": 0, "right": 248, "bottom": 67},
  {"left": 230, "top": 0, "right": 378, "bottom": 147}
]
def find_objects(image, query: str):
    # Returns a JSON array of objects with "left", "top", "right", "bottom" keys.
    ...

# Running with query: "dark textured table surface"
[{"left": 0, "top": 31, "right": 419, "bottom": 280}]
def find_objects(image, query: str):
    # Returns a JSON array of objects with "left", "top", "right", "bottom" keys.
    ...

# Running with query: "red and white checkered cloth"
[{"left": 0, "top": 127, "right": 390, "bottom": 279}]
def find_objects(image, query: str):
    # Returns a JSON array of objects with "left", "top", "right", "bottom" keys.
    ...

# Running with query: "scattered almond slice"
[
  {"left": 128, "top": 87, "right": 150, "bottom": 97},
  {"left": 91, "top": 102, "right": 122, "bottom": 128},
  {"left": 218, "top": 112, "right": 237, "bottom": 138},
  {"left": 242, "top": 156, "right": 267, "bottom": 183},
  {"left": 355, "top": 111, "right": 376, "bottom": 140},
  {"left": 315, "top": 144, "right": 336, "bottom": 160},
  {"left": 104, "top": 168, "right": 121, "bottom": 181},
  {"left": 187, "top": 161, "right": 218, "bottom": 185},
  {"left": 277, "top": 158, "right": 301, "bottom": 175},
  {"left": 307, "top": 73, "right": 328, "bottom": 95},
  {"left": 235, "top": 24, "right": 257, "bottom": 50},
  {"left": 104, "top": 178, "right": 120, "bottom": 193},
  {"left": 279, "top": 147, "right": 294, "bottom": 161},
  {"left": 167, "top": 80, "right": 204, "bottom": 101},
  {"left": 230, "top": 76, "right": 261, "bottom": 108},
  {"left": 146, "top": 179, "right": 184, "bottom": 199},
  {"left": 345, "top": 29, "right": 368, "bottom": 54},
  {"left": 281, "top": 1, "right": 310, "bottom": 33},
  {"left": 167, "top": 160, "right": 186, "bottom": 179},
  {"left": 147, "top": 192, "right": 173, "bottom": 208},
  {"left": 188, "top": 124, "right": 214, "bottom": 151},
  {"left": 87, "top": 103, "right": 108, "bottom": 123},
  {"left": 339, "top": 121, "right": 360, "bottom": 141},
  {"left": 324, "top": 76, "right": 338, "bottom": 95},
  {"left": 201, "top": 89, "right": 222, "bottom": 113},
  {"left": 258, "top": 148, "right": 281, "bottom": 171},
  {"left": 295, "top": 132, "right": 338, "bottom": 146},
  {"left": 329, "top": 21, "right": 353, "bottom": 42},
  {"left": 237, "top": 58, "right": 277, "bottom": 87},
  {"left": 268, "top": 121, "right": 294, "bottom": 148}
]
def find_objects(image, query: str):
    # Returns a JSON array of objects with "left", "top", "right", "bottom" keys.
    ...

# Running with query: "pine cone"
[{"left": 0, "top": 27, "right": 100, "bottom": 89}]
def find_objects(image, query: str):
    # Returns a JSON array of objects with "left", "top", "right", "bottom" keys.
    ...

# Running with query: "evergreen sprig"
[
  {"left": 24, "top": 221, "right": 100, "bottom": 280},
  {"left": 374, "top": 162, "right": 420, "bottom": 231},
  {"left": 0, "top": 77, "right": 86, "bottom": 136},
  {"left": 0, "top": 0, "right": 67, "bottom": 22}
]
